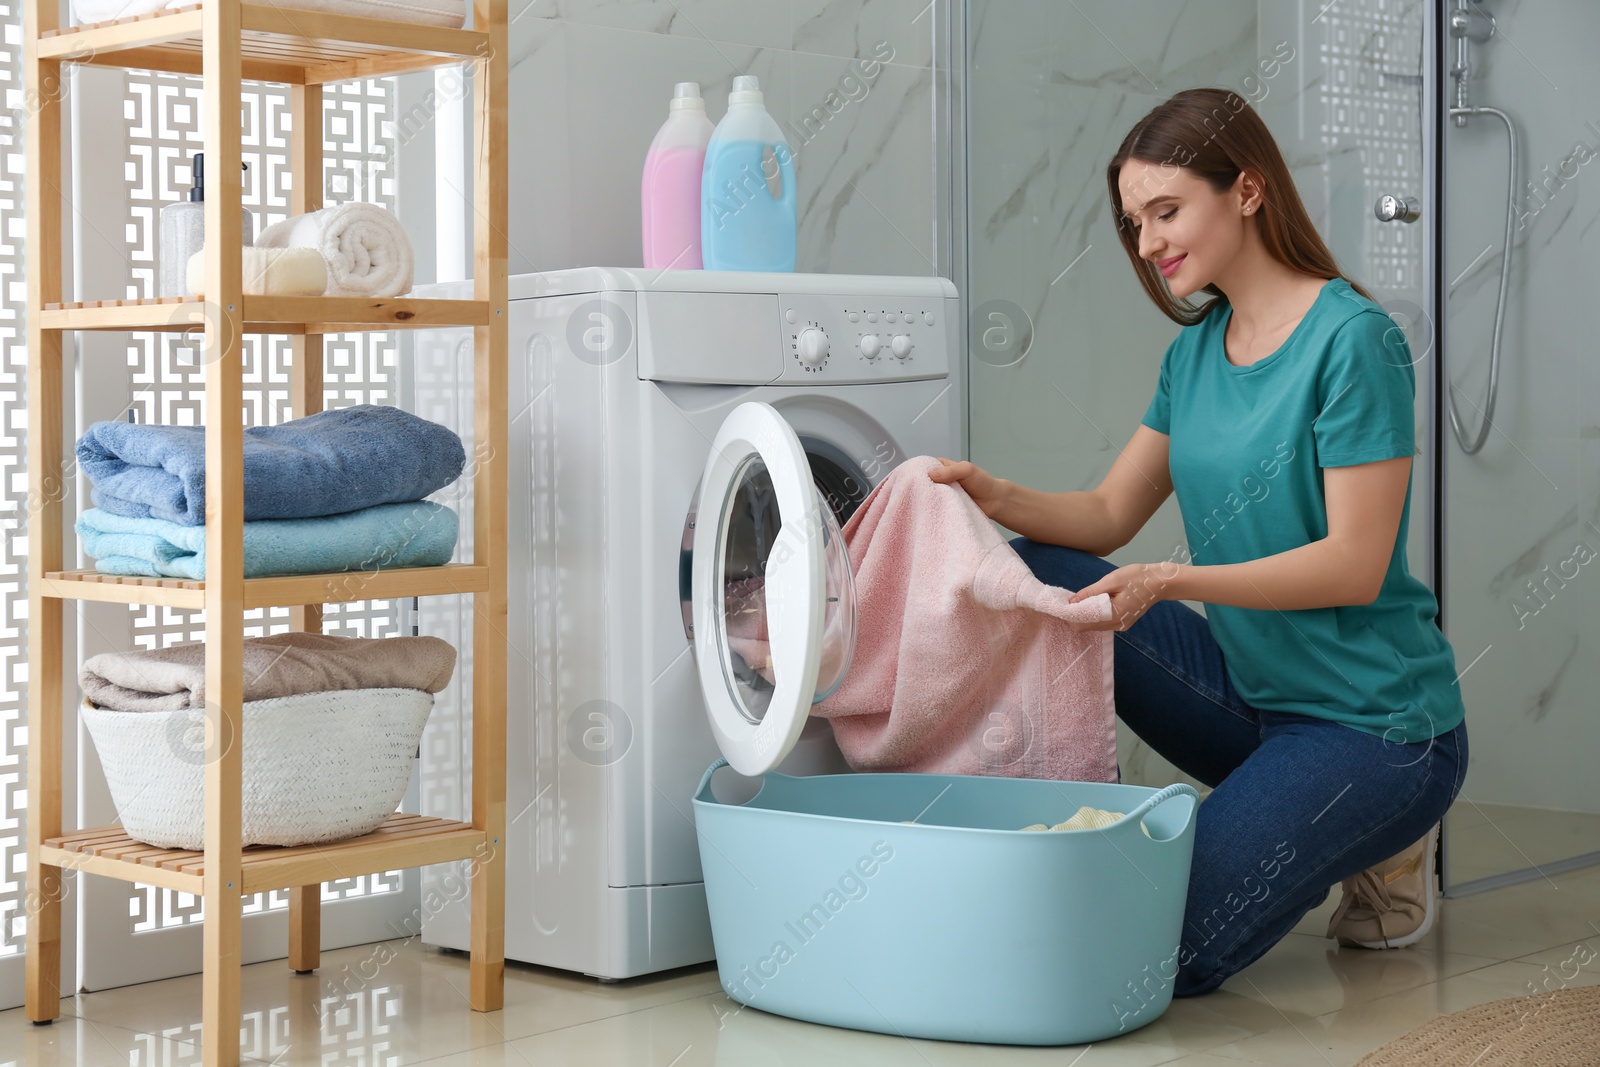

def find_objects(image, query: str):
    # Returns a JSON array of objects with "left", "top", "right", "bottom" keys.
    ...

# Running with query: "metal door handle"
[{"left": 1375, "top": 194, "right": 1422, "bottom": 223}]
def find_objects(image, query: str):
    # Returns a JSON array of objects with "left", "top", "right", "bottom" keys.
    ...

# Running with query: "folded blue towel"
[
  {"left": 76, "top": 502, "right": 459, "bottom": 580},
  {"left": 78, "top": 404, "right": 466, "bottom": 526}
]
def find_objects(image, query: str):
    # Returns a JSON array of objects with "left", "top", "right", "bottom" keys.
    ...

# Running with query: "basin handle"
[
  {"left": 695, "top": 758, "right": 731, "bottom": 803},
  {"left": 1128, "top": 782, "right": 1200, "bottom": 841}
]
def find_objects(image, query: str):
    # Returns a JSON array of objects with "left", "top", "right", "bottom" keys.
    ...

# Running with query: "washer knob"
[
  {"left": 859, "top": 334, "right": 883, "bottom": 359},
  {"left": 797, "top": 327, "right": 830, "bottom": 367},
  {"left": 890, "top": 334, "right": 914, "bottom": 359}
]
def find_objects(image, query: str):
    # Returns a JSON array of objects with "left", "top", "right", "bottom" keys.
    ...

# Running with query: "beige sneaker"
[{"left": 1326, "top": 823, "right": 1439, "bottom": 949}]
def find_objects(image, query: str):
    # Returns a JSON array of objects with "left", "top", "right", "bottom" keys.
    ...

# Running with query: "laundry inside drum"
[{"left": 718, "top": 458, "right": 858, "bottom": 722}]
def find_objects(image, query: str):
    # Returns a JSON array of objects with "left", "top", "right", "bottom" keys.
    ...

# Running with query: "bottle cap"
[
  {"left": 729, "top": 75, "right": 763, "bottom": 106},
  {"left": 669, "top": 81, "right": 705, "bottom": 111}
]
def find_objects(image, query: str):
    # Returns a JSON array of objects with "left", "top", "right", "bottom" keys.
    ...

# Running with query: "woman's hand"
[
  {"left": 928, "top": 458, "right": 1011, "bottom": 520},
  {"left": 1067, "top": 562, "right": 1177, "bottom": 631}
]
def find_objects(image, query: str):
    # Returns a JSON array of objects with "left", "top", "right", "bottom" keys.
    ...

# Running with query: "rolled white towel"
[
  {"left": 186, "top": 246, "right": 329, "bottom": 297},
  {"left": 256, "top": 203, "right": 415, "bottom": 298},
  {"left": 74, "top": 0, "right": 465, "bottom": 28}
]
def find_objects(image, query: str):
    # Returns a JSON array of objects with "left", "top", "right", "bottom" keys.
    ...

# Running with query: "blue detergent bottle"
[{"left": 701, "top": 75, "right": 797, "bottom": 272}]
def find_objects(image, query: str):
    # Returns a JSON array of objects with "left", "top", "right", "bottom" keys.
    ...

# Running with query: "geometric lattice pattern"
[
  {"left": 117, "top": 71, "right": 406, "bottom": 932},
  {"left": 1317, "top": 0, "right": 1425, "bottom": 293},
  {"left": 410, "top": 330, "right": 474, "bottom": 842},
  {"left": 0, "top": 0, "right": 26, "bottom": 959}
]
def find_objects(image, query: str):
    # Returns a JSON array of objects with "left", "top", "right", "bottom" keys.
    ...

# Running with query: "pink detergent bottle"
[{"left": 642, "top": 82, "right": 715, "bottom": 270}]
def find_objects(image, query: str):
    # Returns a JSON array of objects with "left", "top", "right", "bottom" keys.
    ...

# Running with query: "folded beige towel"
[
  {"left": 186, "top": 246, "right": 328, "bottom": 297},
  {"left": 82, "top": 632, "right": 456, "bottom": 712}
]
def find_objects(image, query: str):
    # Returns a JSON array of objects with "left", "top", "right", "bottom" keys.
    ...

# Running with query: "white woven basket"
[{"left": 81, "top": 687, "right": 434, "bottom": 850}]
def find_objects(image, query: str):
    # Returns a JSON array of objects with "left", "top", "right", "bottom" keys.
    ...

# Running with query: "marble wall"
[
  {"left": 1439, "top": 0, "right": 1600, "bottom": 814},
  {"left": 491, "top": 0, "right": 944, "bottom": 277}
]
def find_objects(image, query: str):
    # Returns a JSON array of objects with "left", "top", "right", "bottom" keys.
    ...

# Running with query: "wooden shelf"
[
  {"left": 25, "top": 0, "right": 509, "bottom": 1045},
  {"left": 41, "top": 563, "right": 490, "bottom": 609},
  {"left": 39, "top": 295, "right": 491, "bottom": 334},
  {"left": 37, "top": 3, "right": 488, "bottom": 85},
  {"left": 41, "top": 814, "right": 487, "bottom": 896}
]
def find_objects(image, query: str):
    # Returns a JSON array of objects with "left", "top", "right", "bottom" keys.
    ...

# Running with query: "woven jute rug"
[{"left": 1354, "top": 983, "right": 1600, "bottom": 1066}]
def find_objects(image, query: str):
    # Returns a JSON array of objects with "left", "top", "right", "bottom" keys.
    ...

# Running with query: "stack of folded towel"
[
  {"left": 75, "top": 404, "right": 465, "bottom": 579},
  {"left": 82, "top": 632, "right": 457, "bottom": 712}
]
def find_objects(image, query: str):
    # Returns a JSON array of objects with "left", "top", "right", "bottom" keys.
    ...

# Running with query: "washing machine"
[{"left": 414, "top": 268, "right": 961, "bottom": 980}]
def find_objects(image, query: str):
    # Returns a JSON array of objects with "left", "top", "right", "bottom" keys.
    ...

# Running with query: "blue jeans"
[{"left": 1011, "top": 540, "right": 1469, "bottom": 998}]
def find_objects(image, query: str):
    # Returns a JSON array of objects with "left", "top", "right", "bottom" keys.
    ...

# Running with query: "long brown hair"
[{"left": 1106, "top": 87, "right": 1371, "bottom": 326}]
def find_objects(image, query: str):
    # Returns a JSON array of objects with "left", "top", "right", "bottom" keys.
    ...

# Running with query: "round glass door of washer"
[{"left": 690, "top": 402, "right": 858, "bottom": 775}]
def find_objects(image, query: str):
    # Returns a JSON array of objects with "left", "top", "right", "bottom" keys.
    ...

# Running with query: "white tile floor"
[{"left": 5, "top": 857, "right": 1598, "bottom": 1067}]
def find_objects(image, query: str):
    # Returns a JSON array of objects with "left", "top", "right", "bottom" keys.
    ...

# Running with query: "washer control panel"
[{"left": 778, "top": 295, "right": 951, "bottom": 384}]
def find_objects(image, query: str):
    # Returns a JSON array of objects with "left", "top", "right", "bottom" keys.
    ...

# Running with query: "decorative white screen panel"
[{"left": 0, "top": 0, "right": 29, "bottom": 965}]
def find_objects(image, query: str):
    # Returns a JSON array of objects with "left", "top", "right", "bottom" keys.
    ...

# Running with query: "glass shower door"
[{"left": 1437, "top": 0, "right": 1600, "bottom": 891}]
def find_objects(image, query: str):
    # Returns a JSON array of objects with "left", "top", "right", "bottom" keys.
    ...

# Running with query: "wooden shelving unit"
[{"left": 22, "top": 1, "right": 508, "bottom": 1062}]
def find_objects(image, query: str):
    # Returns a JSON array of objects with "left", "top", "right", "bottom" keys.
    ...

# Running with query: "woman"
[{"left": 931, "top": 87, "right": 1468, "bottom": 998}]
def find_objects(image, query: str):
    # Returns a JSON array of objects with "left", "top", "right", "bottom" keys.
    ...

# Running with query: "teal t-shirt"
[{"left": 1140, "top": 278, "right": 1464, "bottom": 744}]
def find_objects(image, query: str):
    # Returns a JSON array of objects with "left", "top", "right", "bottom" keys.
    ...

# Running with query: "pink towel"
[{"left": 811, "top": 456, "right": 1118, "bottom": 782}]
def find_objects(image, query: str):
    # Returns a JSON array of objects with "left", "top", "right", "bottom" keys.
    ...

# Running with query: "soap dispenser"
[
  {"left": 159, "top": 152, "right": 255, "bottom": 298},
  {"left": 701, "top": 75, "right": 797, "bottom": 272}
]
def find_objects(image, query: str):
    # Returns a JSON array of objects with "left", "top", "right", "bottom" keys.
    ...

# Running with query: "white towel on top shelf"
[
  {"left": 256, "top": 203, "right": 415, "bottom": 299},
  {"left": 72, "top": 0, "right": 466, "bottom": 30}
]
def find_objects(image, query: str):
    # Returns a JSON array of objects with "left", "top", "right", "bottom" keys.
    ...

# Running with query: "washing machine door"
[{"left": 690, "top": 402, "right": 858, "bottom": 775}]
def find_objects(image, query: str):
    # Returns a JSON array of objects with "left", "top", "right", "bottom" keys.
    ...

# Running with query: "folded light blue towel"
[
  {"left": 78, "top": 404, "right": 466, "bottom": 526},
  {"left": 76, "top": 502, "right": 458, "bottom": 580}
]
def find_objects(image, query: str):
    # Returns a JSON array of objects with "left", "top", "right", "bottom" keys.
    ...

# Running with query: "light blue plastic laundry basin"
[{"left": 693, "top": 759, "right": 1199, "bottom": 1046}]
